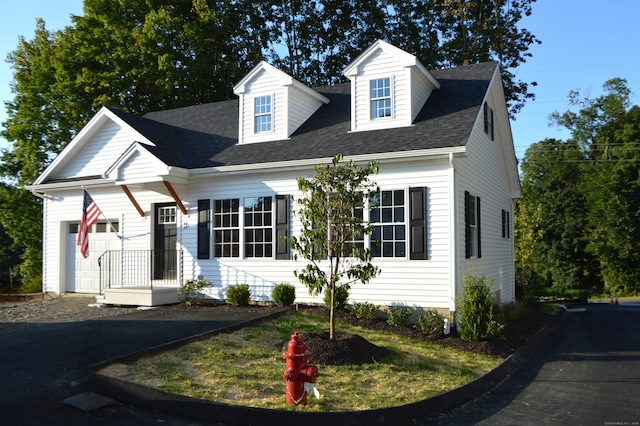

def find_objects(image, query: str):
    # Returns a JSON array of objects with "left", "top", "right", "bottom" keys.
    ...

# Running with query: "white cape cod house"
[{"left": 28, "top": 40, "right": 520, "bottom": 313}]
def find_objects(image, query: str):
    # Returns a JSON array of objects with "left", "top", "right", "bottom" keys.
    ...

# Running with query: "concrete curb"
[{"left": 90, "top": 309, "right": 565, "bottom": 426}]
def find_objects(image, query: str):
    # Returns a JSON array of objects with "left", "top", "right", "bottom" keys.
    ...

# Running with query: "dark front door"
[{"left": 154, "top": 203, "right": 177, "bottom": 280}]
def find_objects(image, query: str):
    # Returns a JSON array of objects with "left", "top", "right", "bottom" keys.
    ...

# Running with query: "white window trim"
[
  {"left": 369, "top": 76, "right": 394, "bottom": 121},
  {"left": 254, "top": 94, "right": 274, "bottom": 134}
]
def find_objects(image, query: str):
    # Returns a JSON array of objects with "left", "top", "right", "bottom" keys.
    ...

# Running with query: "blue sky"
[{"left": 1, "top": 0, "right": 639, "bottom": 163}]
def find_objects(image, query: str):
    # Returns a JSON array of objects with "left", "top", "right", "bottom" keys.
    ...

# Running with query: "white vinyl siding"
[
  {"left": 454, "top": 74, "right": 517, "bottom": 304},
  {"left": 176, "top": 159, "right": 454, "bottom": 309},
  {"left": 50, "top": 121, "right": 140, "bottom": 180},
  {"left": 287, "top": 87, "right": 325, "bottom": 136},
  {"left": 350, "top": 49, "right": 414, "bottom": 131}
]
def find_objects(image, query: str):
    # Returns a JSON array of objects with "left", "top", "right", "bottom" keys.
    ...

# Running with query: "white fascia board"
[
  {"left": 26, "top": 177, "right": 114, "bottom": 193},
  {"left": 188, "top": 146, "right": 466, "bottom": 177},
  {"left": 483, "top": 63, "right": 521, "bottom": 199}
]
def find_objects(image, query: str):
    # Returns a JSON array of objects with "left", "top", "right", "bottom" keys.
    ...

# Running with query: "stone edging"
[{"left": 90, "top": 309, "right": 565, "bottom": 425}]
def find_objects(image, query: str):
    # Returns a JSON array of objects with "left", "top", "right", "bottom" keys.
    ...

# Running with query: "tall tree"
[
  {"left": 290, "top": 156, "right": 380, "bottom": 339},
  {"left": 549, "top": 78, "right": 637, "bottom": 295},
  {"left": 439, "top": 0, "right": 540, "bottom": 116},
  {"left": 519, "top": 139, "right": 601, "bottom": 294}
]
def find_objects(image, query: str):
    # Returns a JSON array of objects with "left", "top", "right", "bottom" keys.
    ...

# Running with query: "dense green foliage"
[
  {"left": 386, "top": 306, "right": 413, "bottom": 327},
  {"left": 323, "top": 284, "right": 350, "bottom": 311},
  {"left": 457, "top": 270, "right": 504, "bottom": 341},
  {"left": 178, "top": 278, "right": 212, "bottom": 305},
  {"left": 518, "top": 79, "right": 640, "bottom": 296},
  {"left": 226, "top": 284, "right": 251, "bottom": 306},
  {"left": 351, "top": 301, "right": 379, "bottom": 320},
  {"left": 1, "top": 0, "right": 540, "bottom": 290},
  {"left": 415, "top": 310, "right": 445, "bottom": 335},
  {"left": 271, "top": 283, "right": 296, "bottom": 306}
]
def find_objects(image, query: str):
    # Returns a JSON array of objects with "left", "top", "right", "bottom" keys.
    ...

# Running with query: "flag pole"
[{"left": 82, "top": 187, "right": 121, "bottom": 239}]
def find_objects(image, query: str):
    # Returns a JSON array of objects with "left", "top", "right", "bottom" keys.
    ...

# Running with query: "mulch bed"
[{"left": 169, "top": 300, "right": 552, "bottom": 365}]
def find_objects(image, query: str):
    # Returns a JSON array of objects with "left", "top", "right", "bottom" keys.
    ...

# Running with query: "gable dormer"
[
  {"left": 343, "top": 40, "right": 440, "bottom": 133},
  {"left": 233, "top": 61, "right": 330, "bottom": 145}
]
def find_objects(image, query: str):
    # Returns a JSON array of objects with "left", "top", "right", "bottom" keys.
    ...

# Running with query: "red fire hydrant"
[{"left": 282, "top": 332, "right": 319, "bottom": 405}]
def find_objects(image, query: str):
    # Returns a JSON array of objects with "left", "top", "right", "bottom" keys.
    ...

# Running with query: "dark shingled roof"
[{"left": 112, "top": 61, "right": 497, "bottom": 169}]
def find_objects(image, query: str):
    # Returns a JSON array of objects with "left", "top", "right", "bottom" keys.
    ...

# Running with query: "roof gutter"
[{"left": 189, "top": 146, "right": 467, "bottom": 177}]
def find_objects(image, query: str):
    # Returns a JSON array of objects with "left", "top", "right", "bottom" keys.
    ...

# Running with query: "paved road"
[
  {"left": 432, "top": 303, "right": 640, "bottom": 425},
  {"left": 1, "top": 303, "right": 639, "bottom": 425}
]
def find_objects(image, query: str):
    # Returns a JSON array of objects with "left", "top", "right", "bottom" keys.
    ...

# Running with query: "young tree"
[{"left": 291, "top": 155, "right": 380, "bottom": 339}]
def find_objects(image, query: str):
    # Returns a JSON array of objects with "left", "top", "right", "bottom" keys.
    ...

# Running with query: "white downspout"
[
  {"left": 448, "top": 153, "right": 457, "bottom": 315},
  {"left": 30, "top": 189, "right": 50, "bottom": 294}
]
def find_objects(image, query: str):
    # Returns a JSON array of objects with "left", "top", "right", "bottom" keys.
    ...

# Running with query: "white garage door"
[{"left": 66, "top": 221, "right": 121, "bottom": 293}]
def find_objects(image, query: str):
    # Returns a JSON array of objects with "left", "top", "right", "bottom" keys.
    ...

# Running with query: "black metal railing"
[{"left": 98, "top": 250, "right": 183, "bottom": 293}]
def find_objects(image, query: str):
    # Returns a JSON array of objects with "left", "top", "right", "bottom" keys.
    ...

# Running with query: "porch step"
[{"left": 99, "top": 287, "right": 181, "bottom": 307}]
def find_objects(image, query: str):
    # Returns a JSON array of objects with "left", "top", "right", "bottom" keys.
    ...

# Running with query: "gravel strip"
[{"left": 0, "top": 294, "right": 139, "bottom": 323}]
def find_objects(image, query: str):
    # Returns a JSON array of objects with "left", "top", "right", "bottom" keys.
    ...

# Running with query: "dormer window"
[
  {"left": 254, "top": 95, "right": 272, "bottom": 133},
  {"left": 370, "top": 78, "right": 392, "bottom": 119}
]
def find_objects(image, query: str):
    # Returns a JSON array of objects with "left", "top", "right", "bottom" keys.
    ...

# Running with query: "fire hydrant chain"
[
  {"left": 282, "top": 332, "right": 319, "bottom": 405},
  {"left": 286, "top": 383, "right": 307, "bottom": 405}
]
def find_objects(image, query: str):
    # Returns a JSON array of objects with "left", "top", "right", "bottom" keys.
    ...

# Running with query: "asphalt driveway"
[
  {"left": 1, "top": 302, "right": 639, "bottom": 425},
  {"left": 431, "top": 303, "right": 640, "bottom": 425},
  {"left": 0, "top": 307, "right": 279, "bottom": 425}
]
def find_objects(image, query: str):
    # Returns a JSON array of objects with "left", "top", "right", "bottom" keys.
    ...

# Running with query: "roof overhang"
[{"left": 188, "top": 146, "right": 466, "bottom": 178}]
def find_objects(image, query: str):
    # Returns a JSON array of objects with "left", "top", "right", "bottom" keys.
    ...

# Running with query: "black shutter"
[
  {"left": 464, "top": 191, "right": 471, "bottom": 259},
  {"left": 483, "top": 103, "right": 488, "bottom": 134},
  {"left": 502, "top": 209, "right": 506, "bottom": 238},
  {"left": 197, "top": 199, "right": 210, "bottom": 259},
  {"left": 409, "top": 187, "right": 427, "bottom": 260},
  {"left": 275, "top": 195, "right": 290, "bottom": 259},
  {"left": 477, "top": 197, "right": 482, "bottom": 258},
  {"left": 506, "top": 211, "right": 510, "bottom": 238},
  {"left": 490, "top": 108, "right": 495, "bottom": 140}
]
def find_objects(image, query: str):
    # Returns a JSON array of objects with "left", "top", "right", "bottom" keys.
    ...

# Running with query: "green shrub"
[
  {"left": 178, "top": 278, "right": 211, "bottom": 306},
  {"left": 352, "top": 301, "right": 379, "bottom": 320},
  {"left": 272, "top": 283, "right": 296, "bottom": 306},
  {"left": 227, "top": 284, "right": 251, "bottom": 306},
  {"left": 387, "top": 306, "right": 413, "bottom": 327},
  {"left": 324, "top": 284, "right": 349, "bottom": 310},
  {"left": 415, "top": 310, "right": 445, "bottom": 335},
  {"left": 457, "top": 271, "right": 504, "bottom": 341}
]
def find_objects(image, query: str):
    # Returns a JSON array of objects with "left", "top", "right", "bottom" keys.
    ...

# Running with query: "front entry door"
[{"left": 154, "top": 203, "right": 177, "bottom": 280}]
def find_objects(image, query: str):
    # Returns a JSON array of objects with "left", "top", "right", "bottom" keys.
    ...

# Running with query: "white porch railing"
[{"left": 97, "top": 250, "right": 183, "bottom": 294}]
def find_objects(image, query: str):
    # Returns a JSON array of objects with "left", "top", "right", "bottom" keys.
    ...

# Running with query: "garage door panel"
[{"left": 66, "top": 221, "right": 120, "bottom": 293}]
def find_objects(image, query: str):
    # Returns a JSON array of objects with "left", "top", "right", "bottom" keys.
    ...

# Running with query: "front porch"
[{"left": 96, "top": 250, "right": 183, "bottom": 307}]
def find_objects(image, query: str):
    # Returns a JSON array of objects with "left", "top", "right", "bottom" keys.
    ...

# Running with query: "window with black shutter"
[{"left": 197, "top": 199, "right": 210, "bottom": 259}]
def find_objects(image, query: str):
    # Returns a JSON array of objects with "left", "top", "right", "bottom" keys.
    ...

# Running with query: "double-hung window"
[
  {"left": 465, "top": 191, "right": 481, "bottom": 258},
  {"left": 370, "top": 78, "right": 392, "bottom": 119},
  {"left": 254, "top": 95, "right": 272, "bottom": 133},
  {"left": 370, "top": 190, "right": 406, "bottom": 257},
  {"left": 213, "top": 199, "right": 240, "bottom": 257},
  {"left": 244, "top": 197, "right": 273, "bottom": 258}
]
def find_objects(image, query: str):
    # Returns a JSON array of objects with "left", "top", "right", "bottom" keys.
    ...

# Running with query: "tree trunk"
[{"left": 329, "top": 284, "right": 335, "bottom": 340}]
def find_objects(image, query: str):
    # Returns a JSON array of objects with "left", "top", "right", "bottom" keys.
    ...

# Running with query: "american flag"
[{"left": 77, "top": 190, "right": 100, "bottom": 258}]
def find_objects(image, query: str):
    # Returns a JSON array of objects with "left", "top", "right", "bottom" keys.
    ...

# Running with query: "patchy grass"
[{"left": 99, "top": 311, "right": 500, "bottom": 411}]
